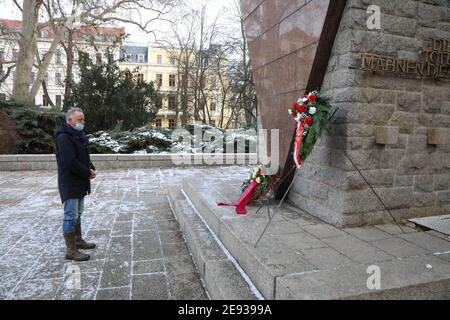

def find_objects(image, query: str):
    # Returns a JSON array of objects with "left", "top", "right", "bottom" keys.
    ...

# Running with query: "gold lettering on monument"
[{"left": 361, "top": 38, "right": 450, "bottom": 80}]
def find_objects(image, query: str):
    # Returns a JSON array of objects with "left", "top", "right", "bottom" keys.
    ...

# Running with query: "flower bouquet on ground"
[
  {"left": 217, "top": 164, "right": 279, "bottom": 215},
  {"left": 240, "top": 165, "right": 280, "bottom": 204}
]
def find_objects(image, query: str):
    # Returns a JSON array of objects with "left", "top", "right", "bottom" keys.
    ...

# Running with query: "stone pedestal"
[{"left": 241, "top": 0, "right": 450, "bottom": 227}]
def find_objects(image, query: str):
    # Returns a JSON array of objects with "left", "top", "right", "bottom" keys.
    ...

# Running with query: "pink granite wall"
[{"left": 241, "top": 0, "right": 330, "bottom": 173}]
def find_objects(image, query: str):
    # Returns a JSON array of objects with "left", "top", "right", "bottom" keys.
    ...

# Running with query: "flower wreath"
[{"left": 288, "top": 90, "right": 332, "bottom": 168}]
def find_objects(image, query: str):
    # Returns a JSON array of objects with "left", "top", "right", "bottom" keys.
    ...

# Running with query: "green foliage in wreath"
[{"left": 300, "top": 94, "right": 332, "bottom": 161}]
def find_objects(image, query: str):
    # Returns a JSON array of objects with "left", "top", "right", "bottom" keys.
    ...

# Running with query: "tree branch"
[{"left": 12, "top": 0, "right": 23, "bottom": 12}]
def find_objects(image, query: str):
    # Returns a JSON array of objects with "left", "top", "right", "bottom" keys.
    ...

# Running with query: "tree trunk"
[
  {"left": 41, "top": 80, "right": 55, "bottom": 108},
  {"left": 62, "top": 29, "right": 74, "bottom": 112},
  {"left": 12, "top": 0, "right": 40, "bottom": 104},
  {"left": 29, "top": 31, "right": 64, "bottom": 100}
]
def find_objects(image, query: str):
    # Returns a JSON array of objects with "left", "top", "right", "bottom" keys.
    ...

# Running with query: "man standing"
[{"left": 55, "top": 107, "right": 96, "bottom": 262}]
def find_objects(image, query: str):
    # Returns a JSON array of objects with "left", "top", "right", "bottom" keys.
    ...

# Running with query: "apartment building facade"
[
  {"left": 0, "top": 19, "right": 124, "bottom": 108},
  {"left": 0, "top": 19, "right": 232, "bottom": 129},
  {"left": 119, "top": 44, "right": 232, "bottom": 129}
]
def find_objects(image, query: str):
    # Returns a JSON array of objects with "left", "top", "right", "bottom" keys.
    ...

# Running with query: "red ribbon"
[
  {"left": 217, "top": 179, "right": 259, "bottom": 215},
  {"left": 293, "top": 120, "right": 305, "bottom": 169}
]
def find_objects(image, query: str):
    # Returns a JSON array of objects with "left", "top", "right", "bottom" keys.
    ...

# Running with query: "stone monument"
[{"left": 241, "top": 0, "right": 450, "bottom": 227}]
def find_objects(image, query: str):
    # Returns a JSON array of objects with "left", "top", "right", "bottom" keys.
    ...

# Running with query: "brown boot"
[
  {"left": 64, "top": 232, "right": 90, "bottom": 261},
  {"left": 74, "top": 224, "right": 96, "bottom": 250}
]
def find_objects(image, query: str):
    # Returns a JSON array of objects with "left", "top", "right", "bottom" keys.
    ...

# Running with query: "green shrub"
[
  {"left": 0, "top": 100, "right": 64, "bottom": 154},
  {"left": 87, "top": 127, "right": 173, "bottom": 154}
]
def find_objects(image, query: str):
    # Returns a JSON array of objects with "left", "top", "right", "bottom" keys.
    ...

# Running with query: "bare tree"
[
  {"left": 222, "top": 0, "right": 257, "bottom": 128},
  {"left": 150, "top": 0, "right": 255, "bottom": 129},
  {"left": 157, "top": 6, "right": 199, "bottom": 126},
  {"left": 9, "top": 0, "right": 177, "bottom": 105},
  {"left": 0, "top": 20, "right": 19, "bottom": 87}
]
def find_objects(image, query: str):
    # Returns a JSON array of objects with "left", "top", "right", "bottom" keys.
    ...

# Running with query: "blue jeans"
[{"left": 63, "top": 197, "right": 84, "bottom": 233}]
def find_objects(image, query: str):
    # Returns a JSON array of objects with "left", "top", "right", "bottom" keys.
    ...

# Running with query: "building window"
[
  {"left": 0, "top": 93, "right": 6, "bottom": 101},
  {"left": 138, "top": 54, "right": 145, "bottom": 63},
  {"left": 155, "top": 119, "right": 162, "bottom": 128},
  {"left": 181, "top": 74, "right": 188, "bottom": 86},
  {"left": 125, "top": 53, "right": 132, "bottom": 62},
  {"left": 169, "top": 119, "right": 175, "bottom": 128},
  {"left": 0, "top": 49, "right": 4, "bottom": 62},
  {"left": 200, "top": 77, "right": 205, "bottom": 88},
  {"left": 96, "top": 53, "right": 102, "bottom": 64},
  {"left": 168, "top": 96, "right": 177, "bottom": 110},
  {"left": 108, "top": 53, "right": 114, "bottom": 63},
  {"left": 169, "top": 57, "right": 175, "bottom": 65},
  {"left": 12, "top": 49, "right": 18, "bottom": 61},
  {"left": 169, "top": 74, "right": 176, "bottom": 87},
  {"left": 55, "top": 73, "right": 62, "bottom": 86},
  {"left": 137, "top": 73, "right": 144, "bottom": 83},
  {"left": 55, "top": 95, "right": 62, "bottom": 109},
  {"left": 156, "top": 74, "right": 163, "bottom": 87},
  {"left": 157, "top": 55, "right": 163, "bottom": 64},
  {"left": 42, "top": 95, "right": 49, "bottom": 107},
  {"left": 39, "top": 29, "right": 49, "bottom": 38},
  {"left": 56, "top": 50, "right": 62, "bottom": 65},
  {"left": 210, "top": 102, "right": 216, "bottom": 112},
  {"left": 124, "top": 69, "right": 132, "bottom": 80},
  {"left": 44, "top": 72, "right": 49, "bottom": 83},
  {"left": 156, "top": 95, "right": 163, "bottom": 108}
]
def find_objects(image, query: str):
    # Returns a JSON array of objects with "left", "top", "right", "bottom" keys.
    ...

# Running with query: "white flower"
[
  {"left": 297, "top": 98, "right": 308, "bottom": 105},
  {"left": 255, "top": 177, "right": 261, "bottom": 184},
  {"left": 301, "top": 97, "right": 308, "bottom": 103},
  {"left": 309, "top": 107, "right": 317, "bottom": 115},
  {"left": 295, "top": 114, "right": 302, "bottom": 123},
  {"left": 288, "top": 109, "right": 293, "bottom": 115}
]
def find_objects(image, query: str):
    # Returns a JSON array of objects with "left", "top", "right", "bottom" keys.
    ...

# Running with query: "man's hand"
[{"left": 90, "top": 169, "right": 97, "bottom": 180}]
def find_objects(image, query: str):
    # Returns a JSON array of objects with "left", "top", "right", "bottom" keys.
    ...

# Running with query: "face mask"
[{"left": 74, "top": 123, "right": 84, "bottom": 131}]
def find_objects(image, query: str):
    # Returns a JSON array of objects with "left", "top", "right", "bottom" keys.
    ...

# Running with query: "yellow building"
[{"left": 118, "top": 43, "right": 231, "bottom": 128}]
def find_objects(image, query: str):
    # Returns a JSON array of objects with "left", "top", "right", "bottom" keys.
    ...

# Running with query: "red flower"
[
  {"left": 291, "top": 101, "right": 298, "bottom": 108},
  {"left": 308, "top": 94, "right": 317, "bottom": 103},
  {"left": 296, "top": 103, "right": 307, "bottom": 113},
  {"left": 304, "top": 117, "right": 313, "bottom": 126}
]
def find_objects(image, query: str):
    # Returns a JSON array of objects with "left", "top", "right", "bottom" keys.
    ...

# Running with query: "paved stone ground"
[{"left": 0, "top": 167, "right": 244, "bottom": 300}]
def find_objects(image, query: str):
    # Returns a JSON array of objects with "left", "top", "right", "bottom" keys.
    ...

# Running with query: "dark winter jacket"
[{"left": 55, "top": 123, "right": 95, "bottom": 203}]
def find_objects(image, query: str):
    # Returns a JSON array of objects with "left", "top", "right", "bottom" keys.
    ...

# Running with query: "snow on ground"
[{"left": 0, "top": 166, "right": 249, "bottom": 300}]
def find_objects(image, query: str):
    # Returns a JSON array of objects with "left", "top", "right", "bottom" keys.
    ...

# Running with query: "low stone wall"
[{"left": 0, "top": 154, "right": 258, "bottom": 171}]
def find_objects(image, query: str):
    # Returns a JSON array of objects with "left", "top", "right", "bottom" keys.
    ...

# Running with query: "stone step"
[
  {"left": 181, "top": 178, "right": 280, "bottom": 299},
  {"left": 276, "top": 254, "right": 450, "bottom": 299},
  {"left": 167, "top": 187, "right": 259, "bottom": 300},
  {"left": 181, "top": 177, "right": 450, "bottom": 300}
]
